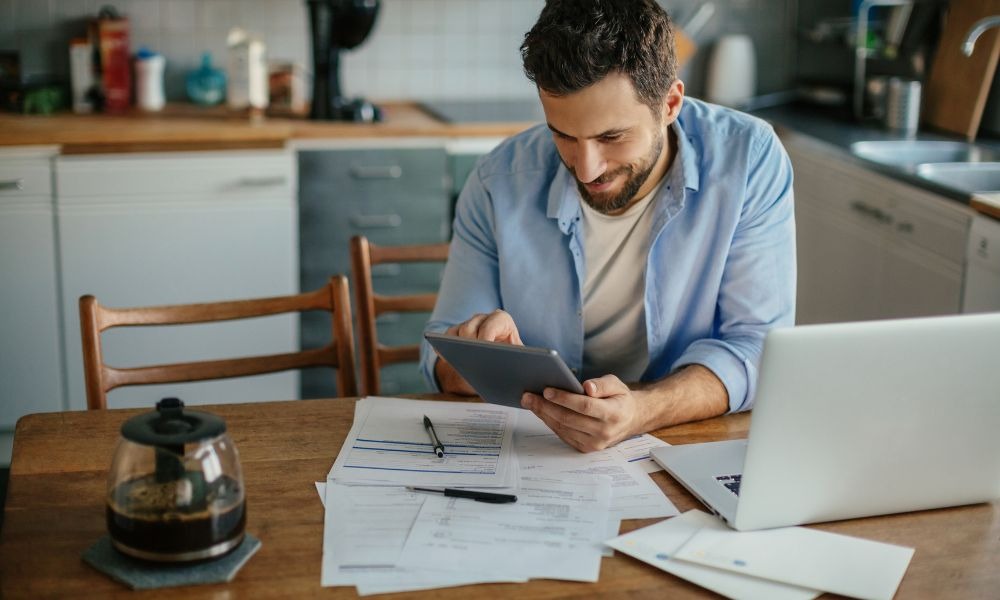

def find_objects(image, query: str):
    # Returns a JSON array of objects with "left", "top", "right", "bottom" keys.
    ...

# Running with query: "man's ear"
[{"left": 661, "top": 79, "right": 685, "bottom": 124}]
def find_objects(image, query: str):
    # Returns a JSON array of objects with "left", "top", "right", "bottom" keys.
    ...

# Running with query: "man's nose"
[{"left": 574, "top": 142, "right": 606, "bottom": 183}]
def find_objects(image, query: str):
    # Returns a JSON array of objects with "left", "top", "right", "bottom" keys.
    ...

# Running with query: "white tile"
[
  {"left": 115, "top": 0, "right": 160, "bottom": 30},
  {"left": 195, "top": 0, "right": 237, "bottom": 29},
  {"left": 373, "top": 0, "right": 405, "bottom": 34},
  {"left": 14, "top": 0, "right": 52, "bottom": 30},
  {"left": 407, "top": 33, "right": 437, "bottom": 67},
  {"left": 131, "top": 27, "right": 162, "bottom": 53},
  {"left": 162, "top": 0, "right": 196, "bottom": 31},
  {"left": 439, "top": 0, "right": 473, "bottom": 34},
  {"left": 51, "top": 0, "right": 94, "bottom": 25},
  {"left": 474, "top": 0, "right": 508, "bottom": 35},
  {"left": 406, "top": 0, "right": 440, "bottom": 33}
]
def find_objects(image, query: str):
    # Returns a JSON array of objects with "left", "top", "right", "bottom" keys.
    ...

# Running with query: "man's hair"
[{"left": 520, "top": 0, "right": 678, "bottom": 113}]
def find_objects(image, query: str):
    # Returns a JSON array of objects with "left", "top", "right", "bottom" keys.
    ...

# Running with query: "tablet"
[{"left": 425, "top": 331, "right": 584, "bottom": 408}]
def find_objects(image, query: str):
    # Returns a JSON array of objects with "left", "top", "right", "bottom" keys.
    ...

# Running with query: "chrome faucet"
[{"left": 962, "top": 16, "right": 1000, "bottom": 57}]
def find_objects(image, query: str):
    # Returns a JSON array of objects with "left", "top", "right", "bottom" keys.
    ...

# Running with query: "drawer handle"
[
  {"left": 350, "top": 165, "right": 402, "bottom": 179},
  {"left": 0, "top": 178, "right": 25, "bottom": 191},
  {"left": 349, "top": 213, "right": 402, "bottom": 228},
  {"left": 237, "top": 176, "right": 288, "bottom": 187},
  {"left": 849, "top": 200, "right": 893, "bottom": 225}
]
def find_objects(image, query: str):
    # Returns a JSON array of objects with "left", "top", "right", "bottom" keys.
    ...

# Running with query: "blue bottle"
[{"left": 186, "top": 52, "right": 226, "bottom": 106}]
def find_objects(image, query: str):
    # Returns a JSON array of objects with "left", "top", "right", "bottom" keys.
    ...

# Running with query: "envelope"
[
  {"left": 672, "top": 521, "right": 914, "bottom": 600},
  {"left": 606, "top": 510, "right": 819, "bottom": 600}
]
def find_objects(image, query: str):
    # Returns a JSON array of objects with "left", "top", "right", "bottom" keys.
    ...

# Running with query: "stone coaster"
[{"left": 82, "top": 534, "right": 261, "bottom": 590}]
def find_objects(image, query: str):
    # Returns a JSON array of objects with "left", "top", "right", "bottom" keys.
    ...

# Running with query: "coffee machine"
[{"left": 307, "top": 0, "right": 382, "bottom": 122}]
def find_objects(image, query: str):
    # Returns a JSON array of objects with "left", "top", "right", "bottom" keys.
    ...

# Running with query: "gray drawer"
[{"left": 299, "top": 148, "right": 447, "bottom": 199}]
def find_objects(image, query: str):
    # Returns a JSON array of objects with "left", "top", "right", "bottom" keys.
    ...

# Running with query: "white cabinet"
[
  {"left": 785, "top": 134, "right": 973, "bottom": 325},
  {"left": 55, "top": 149, "right": 299, "bottom": 410},
  {"left": 0, "top": 147, "right": 63, "bottom": 466},
  {"left": 964, "top": 214, "right": 1000, "bottom": 313}
]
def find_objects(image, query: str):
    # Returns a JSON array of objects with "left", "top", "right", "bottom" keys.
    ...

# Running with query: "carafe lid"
[{"left": 121, "top": 398, "right": 226, "bottom": 447}]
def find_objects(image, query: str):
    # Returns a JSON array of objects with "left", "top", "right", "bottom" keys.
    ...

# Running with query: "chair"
[
  {"left": 350, "top": 236, "right": 450, "bottom": 396},
  {"left": 79, "top": 276, "right": 358, "bottom": 410}
]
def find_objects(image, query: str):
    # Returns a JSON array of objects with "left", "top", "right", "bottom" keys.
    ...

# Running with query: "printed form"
[{"left": 327, "top": 397, "right": 518, "bottom": 488}]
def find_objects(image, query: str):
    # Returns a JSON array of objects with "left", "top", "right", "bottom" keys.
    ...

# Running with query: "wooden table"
[{"left": 1, "top": 397, "right": 998, "bottom": 599}]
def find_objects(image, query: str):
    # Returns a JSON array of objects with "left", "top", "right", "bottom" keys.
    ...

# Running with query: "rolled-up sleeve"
[{"left": 672, "top": 127, "right": 796, "bottom": 412}]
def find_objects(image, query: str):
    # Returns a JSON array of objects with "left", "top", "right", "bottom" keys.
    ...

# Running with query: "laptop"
[{"left": 651, "top": 312, "right": 1000, "bottom": 531}]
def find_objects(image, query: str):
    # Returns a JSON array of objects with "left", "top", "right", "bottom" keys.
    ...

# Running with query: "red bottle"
[{"left": 89, "top": 8, "right": 131, "bottom": 113}]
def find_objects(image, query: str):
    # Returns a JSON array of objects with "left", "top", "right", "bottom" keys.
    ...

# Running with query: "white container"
[
  {"left": 227, "top": 28, "right": 269, "bottom": 112},
  {"left": 135, "top": 52, "right": 166, "bottom": 112},
  {"left": 705, "top": 34, "right": 756, "bottom": 108},
  {"left": 69, "top": 39, "right": 95, "bottom": 114}
]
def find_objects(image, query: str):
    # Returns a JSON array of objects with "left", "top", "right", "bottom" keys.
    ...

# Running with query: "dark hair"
[{"left": 520, "top": 0, "right": 677, "bottom": 113}]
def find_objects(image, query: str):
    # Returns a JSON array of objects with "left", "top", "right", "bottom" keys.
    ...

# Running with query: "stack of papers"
[
  {"left": 319, "top": 396, "right": 680, "bottom": 595},
  {"left": 607, "top": 510, "right": 915, "bottom": 600}
]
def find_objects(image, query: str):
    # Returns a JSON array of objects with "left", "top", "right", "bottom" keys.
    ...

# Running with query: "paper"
[
  {"left": 614, "top": 433, "right": 671, "bottom": 473},
  {"left": 515, "top": 411, "right": 678, "bottom": 519},
  {"left": 607, "top": 510, "right": 820, "bottom": 600},
  {"left": 673, "top": 520, "right": 915, "bottom": 600},
  {"left": 397, "top": 473, "right": 613, "bottom": 582},
  {"left": 320, "top": 481, "right": 523, "bottom": 590},
  {"left": 327, "top": 397, "right": 517, "bottom": 488}
]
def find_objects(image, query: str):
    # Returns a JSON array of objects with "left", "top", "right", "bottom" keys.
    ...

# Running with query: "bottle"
[
  {"left": 186, "top": 52, "right": 227, "bottom": 106},
  {"left": 134, "top": 47, "right": 165, "bottom": 112},
  {"left": 227, "top": 28, "right": 269, "bottom": 115}
]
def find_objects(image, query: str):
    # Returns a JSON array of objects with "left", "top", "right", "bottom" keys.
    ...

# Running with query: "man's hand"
[
  {"left": 434, "top": 309, "right": 523, "bottom": 395},
  {"left": 520, "top": 375, "right": 643, "bottom": 452},
  {"left": 520, "top": 365, "right": 729, "bottom": 452}
]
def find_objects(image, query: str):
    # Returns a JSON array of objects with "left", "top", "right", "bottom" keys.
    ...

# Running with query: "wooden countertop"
[{"left": 0, "top": 102, "right": 538, "bottom": 154}]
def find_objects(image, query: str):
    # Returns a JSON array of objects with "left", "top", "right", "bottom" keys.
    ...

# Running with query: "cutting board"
[{"left": 923, "top": 0, "right": 1000, "bottom": 140}]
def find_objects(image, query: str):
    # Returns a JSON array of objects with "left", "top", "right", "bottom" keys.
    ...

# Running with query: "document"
[
  {"left": 607, "top": 510, "right": 820, "bottom": 600},
  {"left": 613, "top": 433, "right": 670, "bottom": 473},
  {"left": 673, "top": 519, "right": 915, "bottom": 600},
  {"left": 320, "top": 481, "right": 524, "bottom": 592},
  {"left": 327, "top": 397, "right": 517, "bottom": 488},
  {"left": 515, "top": 411, "right": 678, "bottom": 519},
  {"left": 397, "top": 473, "right": 613, "bottom": 582}
]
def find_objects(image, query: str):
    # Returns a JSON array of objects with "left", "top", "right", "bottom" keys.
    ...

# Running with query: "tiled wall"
[{"left": 0, "top": 0, "right": 799, "bottom": 103}]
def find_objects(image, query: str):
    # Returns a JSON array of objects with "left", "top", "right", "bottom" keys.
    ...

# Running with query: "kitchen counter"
[
  {"left": 754, "top": 103, "right": 1000, "bottom": 214},
  {"left": 0, "top": 102, "right": 537, "bottom": 154}
]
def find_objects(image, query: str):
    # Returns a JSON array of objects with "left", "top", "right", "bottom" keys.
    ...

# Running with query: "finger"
[
  {"left": 542, "top": 387, "right": 611, "bottom": 422},
  {"left": 532, "top": 407, "right": 597, "bottom": 452},
  {"left": 533, "top": 391, "right": 606, "bottom": 436},
  {"left": 477, "top": 310, "right": 522, "bottom": 345},
  {"left": 583, "top": 374, "right": 629, "bottom": 398},
  {"left": 455, "top": 313, "right": 489, "bottom": 338},
  {"left": 521, "top": 391, "right": 543, "bottom": 410}
]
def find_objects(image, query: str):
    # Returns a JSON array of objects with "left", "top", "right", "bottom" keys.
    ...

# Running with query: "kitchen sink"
[
  {"left": 849, "top": 141, "right": 1000, "bottom": 168},
  {"left": 915, "top": 163, "right": 1000, "bottom": 194}
]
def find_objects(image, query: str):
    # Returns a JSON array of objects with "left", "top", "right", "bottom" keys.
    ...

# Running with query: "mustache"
[{"left": 571, "top": 164, "right": 632, "bottom": 185}]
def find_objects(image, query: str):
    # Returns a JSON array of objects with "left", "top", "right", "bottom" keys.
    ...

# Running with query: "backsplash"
[{"left": 0, "top": 0, "right": 798, "bottom": 103}]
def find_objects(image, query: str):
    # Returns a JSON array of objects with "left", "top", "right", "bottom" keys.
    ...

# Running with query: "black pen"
[
  {"left": 408, "top": 486, "right": 518, "bottom": 504},
  {"left": 423, "top": 415, "right": 445, "bottom": 458}
]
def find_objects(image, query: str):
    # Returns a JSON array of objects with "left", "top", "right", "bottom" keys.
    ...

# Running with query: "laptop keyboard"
[{"left": 715, "top": 474, "right": 742, "bottom": 496}]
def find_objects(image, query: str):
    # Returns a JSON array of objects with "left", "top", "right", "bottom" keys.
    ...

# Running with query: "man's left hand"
[{"left": 521, "top": 375, "right": 645, "bottom": 453}]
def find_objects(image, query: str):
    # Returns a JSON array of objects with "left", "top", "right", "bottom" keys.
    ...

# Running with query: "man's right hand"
[{"left": 434, "top": 309, "right": 523, "bottom": 395}]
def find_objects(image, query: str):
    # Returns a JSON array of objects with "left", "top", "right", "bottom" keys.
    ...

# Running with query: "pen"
[
  {"left": 408, "top": 486, "right": 518, "bottom": 504},
  {"left": 423, "top": 415, "right": 445, "bottom": 458}
]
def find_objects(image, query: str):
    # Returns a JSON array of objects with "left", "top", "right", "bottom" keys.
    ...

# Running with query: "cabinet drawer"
[
  {"left": 299, "top": 148, "right": 447, "bottom": 199},
  {"left": 0, "top": 160, "right": 52, "bottom": 197},
  {"left": 56, "top": 150, "right": 294, "bottom": 198}
]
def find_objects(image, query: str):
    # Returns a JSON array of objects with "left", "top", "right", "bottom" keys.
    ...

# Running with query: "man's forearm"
[
  {"left": 631, "top": 364, "right": 729, "bottom": 432},
  {"left": 433, "top": 357, "right": 476, "bottom": 395}
]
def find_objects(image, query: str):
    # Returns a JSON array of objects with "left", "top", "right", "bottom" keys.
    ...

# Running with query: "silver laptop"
[{"left": 652, "top": 312, "right": 1000, "bottom": 531}]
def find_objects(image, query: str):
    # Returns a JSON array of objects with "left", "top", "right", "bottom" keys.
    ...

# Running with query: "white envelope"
[
  {"left": 606, "top": 510, "right": 820, "bottom": 600},
  {"left": 673, "top": 521, "right": 914, "bottom": 600}
]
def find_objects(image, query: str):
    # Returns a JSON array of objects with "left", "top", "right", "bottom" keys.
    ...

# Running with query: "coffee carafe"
[
  {"left": 307, "top": 0, "right": 382, "bottom": 121},
  {"left": 106, "top": 398, "right": 246, "bottom": 562}
]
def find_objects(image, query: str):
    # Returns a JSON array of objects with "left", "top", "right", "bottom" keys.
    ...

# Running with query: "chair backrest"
[
  {"left": 350, "top": 236, "right": 450, "bottom": 396},
  {"left": 79, "top": 275, "right": 358, "bottom": 410}
]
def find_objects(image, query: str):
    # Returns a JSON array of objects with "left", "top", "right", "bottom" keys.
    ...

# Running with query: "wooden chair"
[
  {"left": 350, "top": 236, "right": 450, "bottom": 396},
  {"left": 79, "top": 276, "right": 358, "bottom": 410}
]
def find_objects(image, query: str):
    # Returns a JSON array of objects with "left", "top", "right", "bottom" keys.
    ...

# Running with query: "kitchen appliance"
[
  {"left": 307, "top": 0, "right": 382, "bottom": 121},
  {"left": 106, "top": 398, "right": 246, "bottom": 562},
  {"left": 420, "top": 99, "right": 545, "bottom": 123},
  {"left": 705, "top": 34, "right": 756, "bottom": 107}
]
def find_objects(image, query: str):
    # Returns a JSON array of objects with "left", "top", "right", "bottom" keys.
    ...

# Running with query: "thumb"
[{"left": 584, "top": 375, "right": 628, "bottom": 398}]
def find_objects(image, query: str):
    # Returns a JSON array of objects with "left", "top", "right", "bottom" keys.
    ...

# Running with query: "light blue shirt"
[{"left": 420, "top": 98, "right": 796, "bottom": 412}]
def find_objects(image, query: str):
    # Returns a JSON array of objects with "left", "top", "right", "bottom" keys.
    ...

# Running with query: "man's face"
[{"left": 539, "top": 72, "right": 680, "bottom": 215}]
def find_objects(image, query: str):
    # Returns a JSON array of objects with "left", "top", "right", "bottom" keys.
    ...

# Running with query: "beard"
[{"left": 569, "top": 131, "right": 665, "bottom": 215}]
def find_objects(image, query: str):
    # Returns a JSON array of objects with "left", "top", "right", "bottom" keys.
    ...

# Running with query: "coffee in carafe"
[{"left": 106, "top": 398, "right": 246, "bottom": 562}]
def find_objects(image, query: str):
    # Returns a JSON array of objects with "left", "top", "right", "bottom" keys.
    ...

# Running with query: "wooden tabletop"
[
  {"left": 1, "top": 397, "right": 998, "bottom": 599},
  {"left": 0, "top": 103, "right": 537, "bottom": 153}
]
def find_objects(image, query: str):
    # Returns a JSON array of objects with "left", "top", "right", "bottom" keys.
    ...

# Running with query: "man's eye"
[{"left": 600, "top": 134, "right": 623, "bottom": 143}]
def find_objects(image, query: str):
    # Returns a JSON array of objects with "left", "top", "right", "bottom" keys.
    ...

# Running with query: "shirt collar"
[{"left": 547, "top": 114, "right": 701, "bottom": 232}]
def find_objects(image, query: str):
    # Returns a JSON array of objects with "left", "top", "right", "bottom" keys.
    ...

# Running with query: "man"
[{"left": 420, "top": 0, "right": 795, "bottom": 452}]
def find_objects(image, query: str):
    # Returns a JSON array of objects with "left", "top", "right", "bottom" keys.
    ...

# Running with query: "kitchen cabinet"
[
  {"left": 785, "top": 134, "right": 973, "bottom": 325},
  {"left": 297, "top": 141, "right": 451, "bottom": 398},
  {"left": 55, "top": 149, "right": 299, "bottom": 411},
  {"left": 964, "top": 214, "right": 1000, "bottom": 313},
  {"left": 0, "top": 148, "right": 63, "bottom": 466}
]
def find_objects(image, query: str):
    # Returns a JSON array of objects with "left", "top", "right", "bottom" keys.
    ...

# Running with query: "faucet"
[{"left": 962, "top": 16, "right": 1000, "bottom": 57}]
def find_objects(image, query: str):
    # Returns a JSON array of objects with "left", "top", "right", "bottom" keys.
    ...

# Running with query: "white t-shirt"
[{"left": 579, "top": 178, "right": 664, "bottom": 382}]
